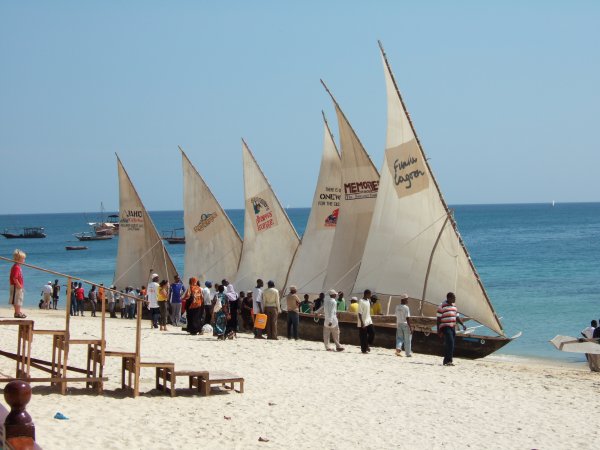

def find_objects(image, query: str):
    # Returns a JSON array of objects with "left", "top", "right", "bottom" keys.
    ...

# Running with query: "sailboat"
[
  {"left": 320, "top": 81, "right": 381, "bottom": 297},
  {"left": 234, "top": 140, "right": 300, "bottom": 292},
  {"left": 291, "top": 44, "right": 518, "bottom": 358},
  {"left": 181, "top": 147, "right": 242, "bottom": 284},
  {"left": 285, "top": 112, "right": 341, "bottom": 295},
  {"left": 113, "top": 155, "right": 178, "bottom": 290}
]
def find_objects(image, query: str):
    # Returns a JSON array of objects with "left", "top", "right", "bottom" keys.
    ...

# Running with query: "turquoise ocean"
[{"left": 1, "top": 203, "right": 599, "bottom": 362}]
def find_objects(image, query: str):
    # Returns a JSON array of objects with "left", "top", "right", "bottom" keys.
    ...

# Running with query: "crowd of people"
[{"left": 8, "top": 248, "right": 470, "bottom": 365}]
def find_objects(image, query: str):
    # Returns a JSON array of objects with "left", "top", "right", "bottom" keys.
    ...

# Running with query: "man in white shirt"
[
  {"left": 316, "top": 290, "right": 345, "bottom": 352},
  {"left": 202, "top": 281, "right": 213, "bottom": 326},
  {"left": 357, "top": 289, "right": 374, "bottom": 354},
  {"left": 252, "top": 279, "right": 265, "bottom": 339},
  {"left": 582, "top": 320, "right": 597, "bottom": 339},
  {"left": 146, "top": 274, "right": 160, "bottom": 329},
  {"left": 41, "top": 281, "right": 53, "bottom": 310},
  {"left": 395, "top": 294, "right": 412, "bottom": 357}
]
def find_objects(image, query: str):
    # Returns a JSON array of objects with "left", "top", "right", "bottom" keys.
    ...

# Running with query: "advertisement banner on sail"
[
  {"left": 193, "top": 211, "right": 219, "bottom": 238},
  {"left": 386, "top": 139, "right": 429, "bottom": 198},
  {"left": 250, "top": 191, "right": 279, "bottom": 233},
  {"left": 343, "top": 179, "right": 379, "bottom": 200},
  {"left": 318, "top": 186, "right": 341, "bottom": 229},
  {"left": 120, "top": 209, "right": 145, "bottom": 232}
]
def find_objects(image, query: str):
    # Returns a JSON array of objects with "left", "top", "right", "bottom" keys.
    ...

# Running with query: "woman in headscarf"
[
  {"left": 224, "top": 281, "right": 239, "bottom": 338},
  {"left": 213, "top": 284, "right": 229, "bottom": 339},
  {"left": 182, "top": 277, "right": 203, "bottom": 335}
]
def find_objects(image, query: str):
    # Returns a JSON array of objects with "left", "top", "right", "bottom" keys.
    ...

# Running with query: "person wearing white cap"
[
  {"left": 315, "top": 290, "right": 345, "bottom": 352},
  {"left": 41, "top": 281, "right": 53, "bottom": 310},
  {"left": 146, "top": 273, "right": 160, "bottom": 329},
  {"left": 395, "top": 294, "right": 412, "bottom": 357},
  {"left": 348, "top": 296, "right": 359, "bottom": 313}
]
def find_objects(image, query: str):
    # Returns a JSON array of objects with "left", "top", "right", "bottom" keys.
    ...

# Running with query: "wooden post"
[
  {"left": 100, "top": 287, "right": 106, "bottom": 365},
  {"left": 134, "top": 298, "right": 142, "bottom": 397},
  {"left": 3, "top": 380, "right": 35, "bottom": 445}
]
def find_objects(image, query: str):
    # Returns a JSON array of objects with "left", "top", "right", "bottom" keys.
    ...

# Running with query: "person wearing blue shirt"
[{"left": 169, "top": 275, "right": 185, "bottom": 326}]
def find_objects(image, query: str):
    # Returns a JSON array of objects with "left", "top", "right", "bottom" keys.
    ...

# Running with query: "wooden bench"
[
  {"left": 155, "top": 368, "right": 209, "bottom": 397},
  {"left": 199, "top": 371, "right": 244, "bottom": 396},
  {"left": 121, "top": 356, "right": 174, "bottom": 397}
]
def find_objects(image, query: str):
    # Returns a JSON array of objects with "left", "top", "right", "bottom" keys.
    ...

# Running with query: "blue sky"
[{"left": 1, "top": 1, "right": 598, "bottom": 214}]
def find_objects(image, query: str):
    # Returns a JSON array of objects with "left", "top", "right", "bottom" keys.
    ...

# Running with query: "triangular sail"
[
  {"left": 181, "top": 147, "right": 242, "bottom": 284},
  {"left": 286, "top": 113, "right": 341, "bottom": 294},
  {"left": 113, "top": 156, "right": 178, "bottom": 290},
  {"left": 321, "top": 82, "right": 380, "bottom": 296},
  {"left": 353, "top": 42, "right": 504, "bottom": 335},
  {"left": 234, "top": 140, "right": 300, "bottom": 292}
]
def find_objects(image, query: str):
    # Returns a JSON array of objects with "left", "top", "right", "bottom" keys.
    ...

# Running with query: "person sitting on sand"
[
  {"left": 348, "top": 296, "right": 359, "bottom": 313},
  {"left": 300, "top": 294, "right": 312, "bottom": 314},
  {"left": 9, "top": 249, "right": 27, "bottom": 318},
  {"left": 315, "top": 290, "right": 344, "bottom": 352},
  {"left": 582, "top": 320, "right": 597, "bottom": 339}
]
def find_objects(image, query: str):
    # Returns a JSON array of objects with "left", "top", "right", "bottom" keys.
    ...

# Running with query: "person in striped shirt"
[{"left": 436, "top": 292, "right": 466, "bottom": 366}]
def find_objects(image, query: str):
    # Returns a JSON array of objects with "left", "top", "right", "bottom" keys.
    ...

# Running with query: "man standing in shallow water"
[{"left": 437, "top": 292, "right": 467, "bottom": 366}]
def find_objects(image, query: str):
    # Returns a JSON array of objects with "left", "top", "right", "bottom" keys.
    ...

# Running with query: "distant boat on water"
[
  {"left": 65, "top": 245, "right": 88, "bottom": 251},
  {"left": 162, "top": 228, "right": 186, "bottom": 244},
  {"left": 74, "top": 232, "right": 113, "bottom": 241},
  {"left": 88, "top": 202, "right": 119, "bottom": 236},
  {"left": 1, "top": 227, "right": 46, "bottom": 239}
]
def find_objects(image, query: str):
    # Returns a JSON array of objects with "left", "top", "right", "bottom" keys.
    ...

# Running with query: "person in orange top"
[{"left": 182, "top": 277, "right": 203, "bottom": 335}]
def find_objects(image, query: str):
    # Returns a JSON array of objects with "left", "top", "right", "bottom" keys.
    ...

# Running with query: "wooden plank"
[
  {"left": 32, "top": 330, "right": 66, "bottom": 335},
  {"left": 0, "top": 377, "right": 107, "bottom": 383}
]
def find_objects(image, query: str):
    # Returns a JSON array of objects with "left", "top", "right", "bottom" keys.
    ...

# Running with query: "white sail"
[
  {"left": 353, "top": 43, "right": 504, "bottom": 335},
  {"left": 321, "top": 82, "right": 380, "bottom": 297},
  {"left": 234, "top": 140, "right": 300, "bottom": 292},
  {"left": 181, "top": 147, "right": 242, "bottom": 285},
  {"left": 113, "top": 156, "right": 178, "bottom": 290},
  {"left": 286, "top": 113, "right": 341, "bottom": 294}
]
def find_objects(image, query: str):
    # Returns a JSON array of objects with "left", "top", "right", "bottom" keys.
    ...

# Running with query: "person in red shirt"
[
  {"left": 9, "top": 249, "right": 26, "bottom": 318},
  {"left": 75, "top": 282, "right": 86, "bottom": 316}
]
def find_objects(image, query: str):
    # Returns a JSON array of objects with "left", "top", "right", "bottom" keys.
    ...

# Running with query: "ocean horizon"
[{"left": 1, "top": 201, "right": 599, "bottom": 363}]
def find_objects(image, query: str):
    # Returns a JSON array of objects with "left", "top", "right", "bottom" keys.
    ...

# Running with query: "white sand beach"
[{"left": 1, "top": 307, "right": 599, "bottom": 450}]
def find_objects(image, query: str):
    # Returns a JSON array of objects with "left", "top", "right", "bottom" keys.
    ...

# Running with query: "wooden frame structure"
[{"left": 0, "top": 256, "right": 244, "bottom": 398}]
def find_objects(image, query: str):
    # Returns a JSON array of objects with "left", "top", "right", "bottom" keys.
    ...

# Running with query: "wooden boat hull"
[
  {"left": 1, "top": 232, "right": 46, "bottom": 239},
  {"left": 278, "top": 312, "right": 513, "bottom": 359},
  {"left": 65, "top": 246, "right": 88, "bottom": 251},
  {"left": 75, "top": 235, "right": 113, "bottom": 241},
  {"left": 164, "top": 238, "right": 185, "bottom": 244}
]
